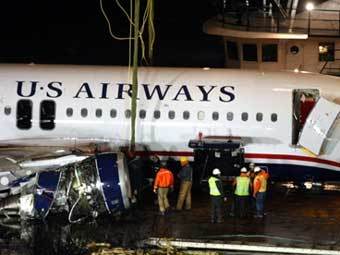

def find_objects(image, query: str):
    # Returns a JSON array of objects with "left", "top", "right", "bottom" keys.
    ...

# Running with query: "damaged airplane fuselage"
[{"left": 0, "top": 64, "right": 339, "bottom": 222}]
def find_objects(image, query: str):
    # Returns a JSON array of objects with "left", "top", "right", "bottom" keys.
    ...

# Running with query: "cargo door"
[{"left": 298, "top": 98, "right": 340, "bottom": 155}]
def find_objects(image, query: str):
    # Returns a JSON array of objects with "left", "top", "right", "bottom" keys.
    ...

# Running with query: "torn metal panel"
[{"left": 298, "top": 98, "right": 340, "bottom": 155}]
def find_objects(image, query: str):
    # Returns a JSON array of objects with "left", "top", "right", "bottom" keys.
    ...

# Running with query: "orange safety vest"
[
  {"left": 154, "top": 168, "right": 174, "bottom": 189},
  {"left": 254, "top": 172, "right": 269, "bottom": 193}
]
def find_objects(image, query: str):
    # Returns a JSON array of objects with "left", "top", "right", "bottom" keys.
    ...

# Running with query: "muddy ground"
[{"left": 1, "top": 186, "right": 340, "bottom": 255}]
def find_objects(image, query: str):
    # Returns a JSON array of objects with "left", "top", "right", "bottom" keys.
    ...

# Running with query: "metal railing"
[{"left": 217, "top": 8, "right": 340, "bottom": 37}]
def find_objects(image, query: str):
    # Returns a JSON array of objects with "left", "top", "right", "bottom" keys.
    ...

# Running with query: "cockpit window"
[{"left": 17, "top": 99, "right": 32, "bottom": 130}]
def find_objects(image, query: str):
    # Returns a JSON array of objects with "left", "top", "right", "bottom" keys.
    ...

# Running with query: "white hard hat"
[
  {"left": 254, "top": 166, "right": 261, "bottom": 173},
  {"left": 212, "top": 168, "right": 221, "bottom": 175},
  {"left": 249, "top": 163, "right": 255, "bottom": 167},
  {"left": 240, "top": 167, "right": 248, "bottom": 173}
]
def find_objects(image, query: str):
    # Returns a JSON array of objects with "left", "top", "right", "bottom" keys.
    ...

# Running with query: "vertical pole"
[
  {"left": 148, "top": 0, "right": 154, "bottom": 64},
  {"left": 131, "top": 0, "right": 140, "bottom": 150},
  {"left": 338, "top": 10, "right": 340, "bottom": 36},
  {"left": 307, "top": 11, "right": 311, "bottom": 36},
  {"left": 246, "top": 6, "right": 250, "bottom": 31},
  {"left": 221, "top": 0, "right": 225, "bottom": 26}
]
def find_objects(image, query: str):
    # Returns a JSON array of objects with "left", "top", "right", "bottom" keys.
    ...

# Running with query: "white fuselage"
[{"left": 1, "top": 64, "right": 340, "bottom": 176}]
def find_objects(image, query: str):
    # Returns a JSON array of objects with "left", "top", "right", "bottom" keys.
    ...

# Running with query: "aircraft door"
[{"left": 298, "top": 98, "right": 340, "bottom": 155}]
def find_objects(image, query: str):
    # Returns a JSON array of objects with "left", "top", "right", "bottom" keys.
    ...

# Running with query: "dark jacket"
[{"left": 178, "top": 165, "right": 193, "bottom": 182}]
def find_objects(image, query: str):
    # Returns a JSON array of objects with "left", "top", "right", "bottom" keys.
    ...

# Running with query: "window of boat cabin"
[
  {"left": 227, "top": 41, "right": 239, "bottom": 60},
  {"left": 262, "top": 44, "right": 277, "bottom": 62},
  {"left": 40, "top": 100, "right": 56, "bottom": 130},
  {"left": 17, "top": 99, "right": 32, "bottom": 130},
  {"left": 319, "top": 42, "right": 334, "bottom": 61},
  {"left": 243, "top": 44, "right": 257, "bottom": 61}
]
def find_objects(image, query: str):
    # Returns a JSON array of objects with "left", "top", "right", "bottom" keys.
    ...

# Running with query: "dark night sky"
[{"left": 0, "top": 0, "right": 224, "bottom": 67}]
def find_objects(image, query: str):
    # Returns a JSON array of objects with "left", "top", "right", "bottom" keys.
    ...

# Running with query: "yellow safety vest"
[
  {"left": 208, "top": 176, "right": 221, "bottom": 196},
  {"left": 235, "top": 176, "right": 250, "bottom": 196}
]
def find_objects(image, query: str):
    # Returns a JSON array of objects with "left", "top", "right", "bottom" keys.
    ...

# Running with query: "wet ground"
[{"left": 2, "top": 186, "right": 340, "bottom": 254}]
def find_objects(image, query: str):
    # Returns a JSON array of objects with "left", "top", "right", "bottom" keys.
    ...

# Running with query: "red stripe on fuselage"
[
  {"left": 135, "top": 151, "right": 340, "bottom": 168},
  {"left": 245, "top": 153, "right": 340, "bottom": 168}
]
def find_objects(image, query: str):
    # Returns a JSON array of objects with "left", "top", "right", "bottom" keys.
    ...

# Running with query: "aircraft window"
[
  {"left": 125, "top": 110, "right": 131, "bottom": 118},
  {"left": 168, "top": 110, "right": 175, "bottom": 120},
  {"left": 40, "top": 100, "right": 55, "bottom": 130},
  {"left": 4, "top": 106, "right": 11, "bottom": 115},
  {"left": 110, "top": 109, "right": 117, "bottom": 118},
  {"left": 227, "top": 112, "right": 233, "bottom": 121},
  {"left": 154, "top": 110, "right": 161, "bottom": 119},
  {"left": 81, "top": 108, "right": 88, "bottom": 118},
  {"left": 183, "top": 111, "right": 190, "bottom": 120},
  {"left": 139, "top": 110, "right": 146, "bottom": 119},
  {"left": 271, "top": 113, "right": 278, "bottom": 122},
  {"left": 96, "top": 109, "right": 102, "bottom": 118},
  {"left": 241, "top": 112, "right": 248, "bottom": 121},
  {"left": 212, "top": 112, "right": 219, "bottom": 121},
  {"left": 256, "top": 112, "right": 263, "bottom": 122},
  {"left": 66, "top": 108, "right": 73, "bottom": 117},
  {"left": 197, "top": 111, "right": 205, "bottom": 120},
  {"left": 17, "top": 99, "right": 32, "bottom": 130}
]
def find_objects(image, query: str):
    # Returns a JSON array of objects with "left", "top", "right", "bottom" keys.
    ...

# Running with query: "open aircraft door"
[{"left": 298, "top": 98, "right": 340, "bottom": 155}]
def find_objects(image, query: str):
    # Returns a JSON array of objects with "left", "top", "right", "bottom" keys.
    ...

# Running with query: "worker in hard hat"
[
  {"left": 176, "top": 156, "right": 193, "bottom": 210},
  {"left": 232, "top": 167, "right": 252, "bottom": 218},
  {"left": 253, "top": 166, "right": 270, "bottom": 218},
  {"left": 208, "top": 168, "right": 226, "bottom": 223},
  {"left": 153, "top": 163, "right": 174, "bottom": 216}
]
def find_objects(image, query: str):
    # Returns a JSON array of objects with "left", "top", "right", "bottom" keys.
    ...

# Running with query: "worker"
[
  {"left": 249, "top": 162, "right": 255, "bottom": 173},
  {"left": 248, "top": 162, "right": 256, "bottom": 213},
  {"left": 153, "top": 164, "right": 174, "bottom": 216},
  {"left": 253, "top": 166, "right": 270, "bottom": 218},
  {"left": 126, "top": 150, "right": 144, "bottom": 206},
  {"left": 208, "top": 168, "right": 226, "bottom": 223},
  {"left": 176, "top": 156, "right": 193, "bottom": 210},
  {"left": 233, "top": 167, "right": 252, "bottom": 218}
]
